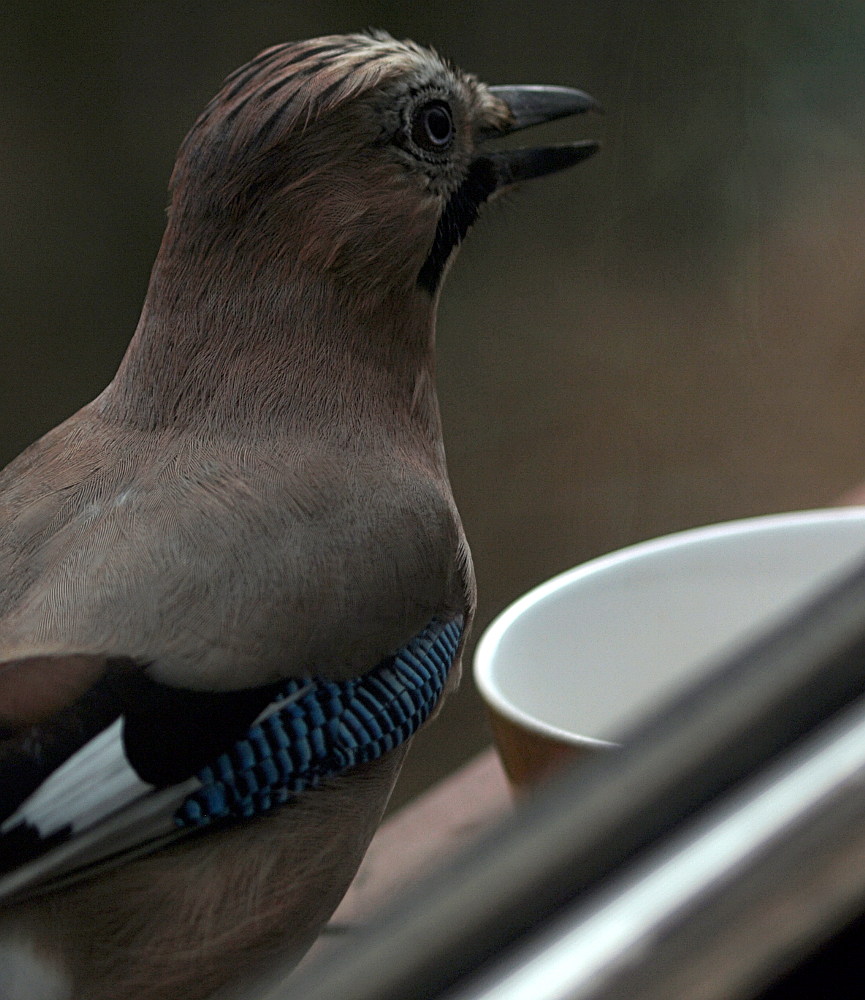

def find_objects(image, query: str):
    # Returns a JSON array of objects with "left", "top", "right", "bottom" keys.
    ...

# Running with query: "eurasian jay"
[{"left": 0, "top": 30, "right": 597, "bottom": 1000}]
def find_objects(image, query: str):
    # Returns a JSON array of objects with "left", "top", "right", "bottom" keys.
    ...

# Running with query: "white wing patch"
[{"left": 2, "top": 718, "right": 153, "bottom": 838}]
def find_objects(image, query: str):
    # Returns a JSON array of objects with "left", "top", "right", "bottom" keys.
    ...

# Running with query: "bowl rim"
[{"left": 473, "top": 506, "right": 865, "bottom": 745}]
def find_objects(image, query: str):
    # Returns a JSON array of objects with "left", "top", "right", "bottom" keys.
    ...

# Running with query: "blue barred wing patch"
[{"left": 176, "top": 616, "right": 463, "bottom": 827}]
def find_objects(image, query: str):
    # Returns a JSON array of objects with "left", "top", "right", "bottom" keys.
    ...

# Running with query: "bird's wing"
[
  {"left": 0, "top": 413, "right": 471, "bottom": 898},
  {"left": 0, "top": 616, "right": 463, "bottom": 902}
]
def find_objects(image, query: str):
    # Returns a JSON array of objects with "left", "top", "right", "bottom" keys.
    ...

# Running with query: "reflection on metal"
[{"left": 448, "top": 694, "right": 865, "bottom": 1000}]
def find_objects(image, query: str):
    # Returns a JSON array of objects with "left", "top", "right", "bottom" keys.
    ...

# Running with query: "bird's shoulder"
[{"left": 0, "top": 406, "right": 472, "bottom": 686}]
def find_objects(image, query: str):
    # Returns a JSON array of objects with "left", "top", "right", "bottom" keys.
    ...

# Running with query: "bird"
[{"left": 0, "top": 29, "right": 598, "bottom": 1000}]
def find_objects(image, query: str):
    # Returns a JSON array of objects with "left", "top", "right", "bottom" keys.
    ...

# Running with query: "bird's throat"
[{"left": 100, "top": 250, "right": 441, "bottom": 446}]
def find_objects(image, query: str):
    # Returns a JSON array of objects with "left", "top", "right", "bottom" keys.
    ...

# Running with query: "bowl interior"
[{"left": 475, "top": 510, "right": 865, "bottom": 745}]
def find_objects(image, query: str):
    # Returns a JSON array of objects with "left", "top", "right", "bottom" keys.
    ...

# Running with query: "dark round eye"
[{"left": 411, "top": 100, "right": 455, "bottom": 152}]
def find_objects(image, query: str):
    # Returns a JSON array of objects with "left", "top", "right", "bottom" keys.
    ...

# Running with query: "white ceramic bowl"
[{"left": 474, "top": 508, "right": 865, "bottom": 786}]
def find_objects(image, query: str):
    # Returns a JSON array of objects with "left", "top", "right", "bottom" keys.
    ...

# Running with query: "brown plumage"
[{"left": 0, "top": 30, "right": 597, "bottom": 1000}]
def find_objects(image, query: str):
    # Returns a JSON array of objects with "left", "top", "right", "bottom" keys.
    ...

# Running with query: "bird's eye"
[{"left": 410, "top": 100, "right": 455, "bottom": 153}]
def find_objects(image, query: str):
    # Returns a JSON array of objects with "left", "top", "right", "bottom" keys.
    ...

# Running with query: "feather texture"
[
  {"left": 0, "top": 27, "right": 596, "bottom": 1000},
  {"left": 0, "top": 617, "right": 461, "bottom": 899}
]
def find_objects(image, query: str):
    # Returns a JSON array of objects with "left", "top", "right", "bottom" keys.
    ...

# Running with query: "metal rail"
[{"left": 447, "top": 693, "right": 865, "bottom": 1000}]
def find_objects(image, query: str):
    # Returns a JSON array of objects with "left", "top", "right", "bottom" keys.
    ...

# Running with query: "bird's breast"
[{"left": 0, "top": 435, "right": 469, "bottom": 689}]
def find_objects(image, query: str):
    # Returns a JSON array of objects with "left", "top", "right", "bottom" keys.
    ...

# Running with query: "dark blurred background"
[{"left": 3, "top": 2, "right": 865, "bottom": 808}]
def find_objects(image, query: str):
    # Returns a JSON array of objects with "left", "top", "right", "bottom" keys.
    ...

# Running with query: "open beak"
[
  {"left": 417, "top": 84, "right": 600, "bottom": 293},
  {"left": 484, "top": 84, "right": 600, "bottom": 186}
]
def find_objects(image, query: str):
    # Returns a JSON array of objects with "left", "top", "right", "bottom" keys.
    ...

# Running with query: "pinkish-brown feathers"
[
  {"left": 0, "top": 31, "right": 484, "bottom": 998},
  {"left": 3, "top": 749, "right": 407, "bottom": 1000}
]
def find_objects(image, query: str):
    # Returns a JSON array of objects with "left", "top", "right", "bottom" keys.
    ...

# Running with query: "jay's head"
[{"left": 164, "top": 31, "right": 598, "bottom": 302}]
